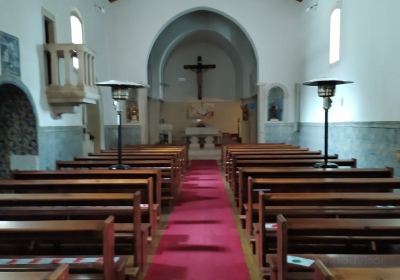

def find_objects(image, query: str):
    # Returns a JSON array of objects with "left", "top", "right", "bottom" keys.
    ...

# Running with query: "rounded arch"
[
  {"left": 0, "top": 76, "right": 38, "bottom": 120},
  {"left": 147, "top": 8, "right": 258, "bottom": 101},
  {"left": 146, "top": 6, "right": 259, "bottom": 75},
  {"left": 70, "top": 8, "right": 84, "bottom": 43},
  {"left": 0, "top": 76, "right": 38, "bottom": 178}
]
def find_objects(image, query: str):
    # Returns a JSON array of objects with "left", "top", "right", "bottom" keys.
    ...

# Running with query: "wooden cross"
[{"left": 183, "top": 56, "right": 216, "bottom": 100}]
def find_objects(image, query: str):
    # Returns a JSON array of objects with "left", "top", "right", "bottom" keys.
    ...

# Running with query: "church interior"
[{"left": 1, "top": 0, "right": 400, "bottom": 279}]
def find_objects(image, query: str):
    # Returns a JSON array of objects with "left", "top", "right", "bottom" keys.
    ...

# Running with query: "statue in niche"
[
  {"left": 267, "top": 86, "right": 284, "bottom": 121},
  {"left": 268, "top": 104, "right": 281, "bottom": 121},
  {"left": 127, "top": 102, "right": 139, "bottom": 122}
]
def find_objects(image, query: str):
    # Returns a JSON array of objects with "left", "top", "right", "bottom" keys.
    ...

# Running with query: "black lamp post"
[
  {"left": 303, "top": 78, "right": 353, "bottom": 168},
  {"left": 96, "top": 80, "right": 147, "bottom": 170}
]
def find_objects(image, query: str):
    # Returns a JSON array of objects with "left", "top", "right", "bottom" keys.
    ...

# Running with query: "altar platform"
[
  {"left": 185, "top": 127, "right": 221, "bottom": 149},
  {"left": 188, "top": 147, "right": 221, "bottom": 162}
]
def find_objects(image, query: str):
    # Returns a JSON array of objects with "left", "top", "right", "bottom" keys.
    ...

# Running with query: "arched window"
[
  {"left": 70, "top": 14, "right": 83, "bottom": 69},
  {"left": 329, "top": 8, "right": 341, "bottom": 64}
]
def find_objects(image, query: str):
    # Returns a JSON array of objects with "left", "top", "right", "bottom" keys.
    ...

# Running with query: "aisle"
[{"left": 145, "top": 160, "right": 250, "bottom": 280}]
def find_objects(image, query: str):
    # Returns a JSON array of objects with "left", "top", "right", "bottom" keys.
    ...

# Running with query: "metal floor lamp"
[
  {"left": 303, "top": 78, "right": 353, "bottom": 168},
  {"left": 96, "top": 80, "right": 147, "bottom": 170}
]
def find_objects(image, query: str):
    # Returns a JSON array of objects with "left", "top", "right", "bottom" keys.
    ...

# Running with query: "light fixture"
[
  {"left": 96, "top": 80, "right": 147, "bottom": 170},
  {"left": 303, "top": 78, "right": 353, "bottom": 168}
]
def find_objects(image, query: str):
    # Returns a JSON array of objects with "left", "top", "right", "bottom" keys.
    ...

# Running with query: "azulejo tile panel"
[{"left": 0, "top": 87, "right": 37, "bottom": 178}]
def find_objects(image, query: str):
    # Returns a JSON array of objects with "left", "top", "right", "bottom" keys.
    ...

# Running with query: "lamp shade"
[
  {"left": 96, "top": 80, "right": 148, "bottom": 100},
  {"left": 303, "top": 78, "right": 353, "bottom": 98}
]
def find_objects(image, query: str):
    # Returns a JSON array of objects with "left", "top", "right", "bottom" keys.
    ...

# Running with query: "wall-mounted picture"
[
  {"left": 188, "top": 102, "right": 215, "bottom": 119},
  {"left": 0, "top": 31, "right": 20, "bottom": 77}
]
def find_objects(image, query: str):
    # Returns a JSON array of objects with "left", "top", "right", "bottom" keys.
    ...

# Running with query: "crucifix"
[{"left": 183, "top": 56, "right": 216, "bottom": 100}]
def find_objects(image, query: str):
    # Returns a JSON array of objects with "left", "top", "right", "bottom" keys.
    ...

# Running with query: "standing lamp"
[
  {"left": 96, "top": 80, "right": 147, "bottom": 170},
  {"left": 303, "top": 78, "right": 353, "bottom": 168}
]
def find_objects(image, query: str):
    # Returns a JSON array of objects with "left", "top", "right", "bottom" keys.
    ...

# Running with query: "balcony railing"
[{"left": 44, "top": 43, "right": 99, "bottom": 114}]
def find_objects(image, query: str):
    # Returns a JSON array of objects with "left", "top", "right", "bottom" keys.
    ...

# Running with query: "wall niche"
[
  {"left": 267, "top": 86, "right": 284, "bottom": 121},
  {"left": 0, "top": 83, "right": 38, "bottom": 178}
]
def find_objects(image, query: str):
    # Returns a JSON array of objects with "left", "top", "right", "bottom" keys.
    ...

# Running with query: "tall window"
[
  {"left": 329, "top": 8, "right": 341, "bottom": 64},
  {"left": 70, "top": 14, "right": 83, "bottom": 69}
]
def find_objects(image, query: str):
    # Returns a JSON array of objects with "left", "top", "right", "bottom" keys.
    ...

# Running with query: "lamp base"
[
  {"left": 314, "top": 162, "right": 338, "bottom": 168},
  {"left": 109, "top": 164, "right": 131, "bottom": 170}
]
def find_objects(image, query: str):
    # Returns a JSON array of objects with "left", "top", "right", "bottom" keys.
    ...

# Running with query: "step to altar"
[{"left": 188, "top": 147, "right": 221, "bottom": 162}]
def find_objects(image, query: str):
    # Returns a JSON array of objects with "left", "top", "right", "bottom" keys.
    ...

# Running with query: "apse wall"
[{"left": 164, "top": 42, "right": 235, "bottom": 101}]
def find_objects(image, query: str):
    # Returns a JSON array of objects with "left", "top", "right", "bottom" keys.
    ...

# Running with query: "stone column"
[
  {"left": 137, "top": 88, "right": 148, "bottom": 144},
  {"left": 257, "top": 83, "right": 267, "bottom": 143}
]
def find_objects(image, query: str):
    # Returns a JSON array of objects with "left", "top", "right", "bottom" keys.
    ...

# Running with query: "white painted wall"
[
  {"left": 0, "top": 0, "right": 111, "bottom": 126},
  {"left": 164, "top": 42, "right": 235, "bottom": 101},
  {"left": 300, "top": 0, "right": 400, "bottom": 122}
]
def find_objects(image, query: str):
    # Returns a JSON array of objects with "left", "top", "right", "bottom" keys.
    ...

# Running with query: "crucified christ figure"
[{"left": 183, "top": 56, "right": 216, "bottom": 100}]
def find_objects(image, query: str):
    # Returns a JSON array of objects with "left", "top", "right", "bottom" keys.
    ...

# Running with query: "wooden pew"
[
  {"left": 0, "top": 192, "right": 146, "bottom": 271},
  {"left": 56, "top": 159, "right": 173, "bottom": 169},
  {"left": 12, "top": 169, "right": 169, "bottom": 212},
  {"left": 269, "top": 215, "right": 400, "bottom": 280},
  {"left": 103, "top": 144, "right": 188, "bottom": 171},
  {"left": 227, "top": 152, "right": 332, "bottom": 186},
  {"left": 246, "top": 177, "right": 400, "bottom": 236},
  {"left": 0, "top": 217, "right": 123, "bottom": 280},
  {"left": 237, "top": 167, "right": 394, "bottom": 214},
  {"left": 227, "top": 154, "right": 335, "bottom": 197},
  {"left": 0, "top": 264, "right": 69, "bottom": 280},
  {"left": 55, "top": 159, "right": 181, "bottom": 197},
  {"left": 229, "top": 158, "right": 357, "bottom": 188},
  {"left": 255, "top": 191, "right": 400, "bottom": 268},
  {"left": 225, "top": 150, "right": 324, "bottom": 173},
  {"left": 221, "top": 143, "right": 302, "bottom": 168},
  {"left": 96, "top": 147, "right": 189, "bottom": 180},
  {"left": 0, "top": 178, "right": 158, "bottom": 238},
  {"left": 66, "top": 158, "right": 178, "bottom": 202},
  {"left": 223, "top": 145, "right": 311, "bottom": 174},
  {"left": 314, "top": 259, "right": 400, "bottom": 280}
]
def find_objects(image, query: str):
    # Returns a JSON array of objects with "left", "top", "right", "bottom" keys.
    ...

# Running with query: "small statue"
[
  {"left": 268, "top": 105, "right": 281, "bottom": 121},
  {"left": 128, "top": 104, "right": 139, "bottom": 122}
]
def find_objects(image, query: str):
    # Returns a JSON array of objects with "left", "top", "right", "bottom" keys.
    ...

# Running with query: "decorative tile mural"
[
  {"left": 38, "top": 126, "right": 83, "bottom": 170},
  {"left": 298, "top": 122, "right": 400, "bottom": 175},
  {"left": 0, "top": 84, "right": 38, "bottom": 178},
  {"left": 0, "top": 31, "right": 20, "bottom": 77},
  {"left": 264, "top": 122, "right": 298, "bottom": 144}
]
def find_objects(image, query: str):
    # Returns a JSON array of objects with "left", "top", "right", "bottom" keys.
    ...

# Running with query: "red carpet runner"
[{"left": 145, "top": 160, "right": 250, "bottom": 280}]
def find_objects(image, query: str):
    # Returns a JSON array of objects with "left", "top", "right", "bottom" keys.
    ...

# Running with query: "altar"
[{"left": 185, "top": 127, "right": 220, "bottom": 149}]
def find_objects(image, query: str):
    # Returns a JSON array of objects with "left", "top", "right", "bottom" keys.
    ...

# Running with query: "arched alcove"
[
  {"left": 147, "top": 9, "right": 258, "bottom": 143},
  {"left": 267, "top": 86, "right": 285, "bottom": 121},
  {"left": 0, "top": 81, "right": 38, "bottom": 178},
  {"left": 148, "top": 9, "right": 257, "bottom": 100}
]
